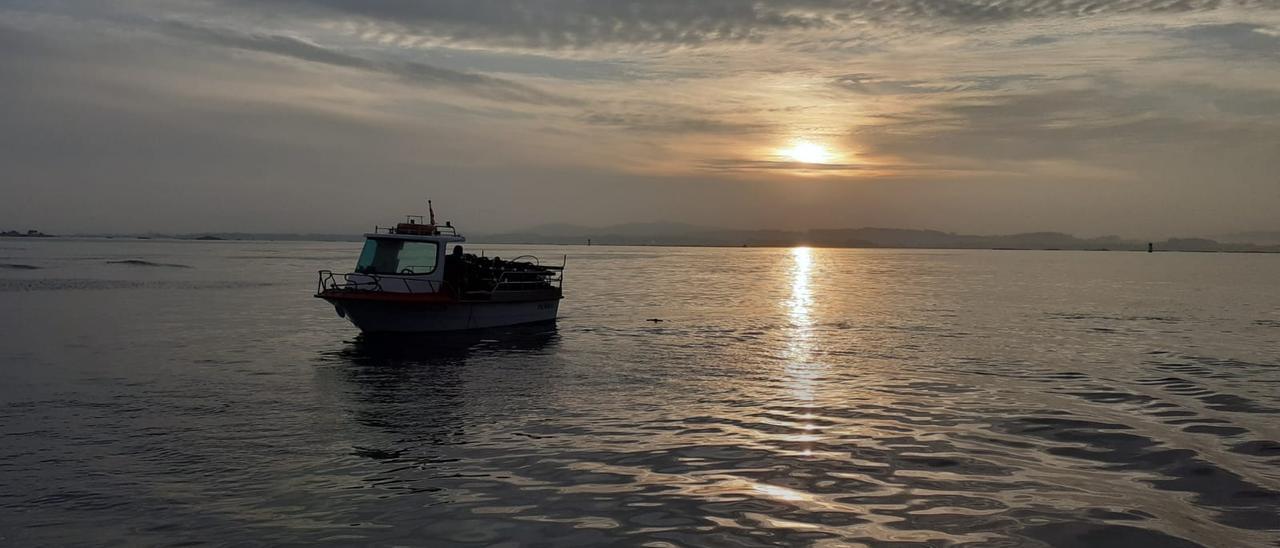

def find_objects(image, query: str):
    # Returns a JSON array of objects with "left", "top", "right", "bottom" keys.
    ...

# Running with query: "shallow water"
[{"left": 1, "top": 239, "right": 1278, "bottom": 547}]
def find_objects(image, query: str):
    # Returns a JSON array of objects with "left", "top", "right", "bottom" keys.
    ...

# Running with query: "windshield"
[{"left": 354, "top": 239, "right": 439, "bottom": 275}]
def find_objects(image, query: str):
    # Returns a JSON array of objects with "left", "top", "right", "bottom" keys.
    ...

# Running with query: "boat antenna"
[{"left": 428, "top": 200, "right": 436, "bottom": 226}]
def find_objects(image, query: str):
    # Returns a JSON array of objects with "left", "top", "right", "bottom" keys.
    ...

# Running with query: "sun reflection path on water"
[
  {"left": 783, "top": 247, "right": 824, "bottom": 454},
  {"left": 788, "top": 247, "right": 814, "bottom": 330},
  {"left": 785, "top": 247, "right": 816, "bottom": 372}
]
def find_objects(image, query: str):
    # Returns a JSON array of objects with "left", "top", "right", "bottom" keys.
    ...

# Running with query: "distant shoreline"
[{"left": 5, "top": 234, "right": 1278, "bottom": 254}]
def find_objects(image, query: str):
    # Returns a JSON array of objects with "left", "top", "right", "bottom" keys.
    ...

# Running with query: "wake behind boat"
[{"left": 316, "top": 204, "right": 564, "bottom": 333}]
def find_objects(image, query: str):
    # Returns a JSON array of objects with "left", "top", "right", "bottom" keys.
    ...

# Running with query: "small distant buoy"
[{"left": 646, "top": 318, "right": 664, "bottom": 323}]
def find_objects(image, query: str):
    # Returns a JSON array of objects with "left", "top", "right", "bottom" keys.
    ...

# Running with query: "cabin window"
[{"left": 354, "top": 239, "right": 438, "bottom": 275}]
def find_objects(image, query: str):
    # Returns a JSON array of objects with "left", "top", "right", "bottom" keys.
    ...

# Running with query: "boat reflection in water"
[
  {"left": 335, "top": 324, "right": 562, "bottom": 365},
  {"left": 306, "top": 324, "right": 566, "bottom": 534},
  {"left": 314, "top": 322, "right": 562, "bottom": 439}
]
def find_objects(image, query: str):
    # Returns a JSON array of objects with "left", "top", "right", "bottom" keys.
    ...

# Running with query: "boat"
[{"left": 316, "top": 203, "right": 564, "bottom": 333}]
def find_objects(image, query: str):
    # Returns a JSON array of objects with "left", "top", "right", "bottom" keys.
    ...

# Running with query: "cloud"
[
  {"left": 854, "top": 83, "right": 1280, "bottom": 176},
  {"left": 210, "top": 0, "right": 1277, "bottom": 50},
  {"left": 582, "top": 112, "right": 768, "bottom": 134},
  {"left": 1176, "top": 22, "right": 1280, "bottom": 55},
  {"left": 697, "top": 158, "right": 907, "bottom": 175},
  {"left": 2, "top": 0, "right": 1280, "bottom": 236},
  {"left": 216, "top": 0, "right": 828, "bottom": 49},
  {"left": 833, "top": 73, "right": 1051, "bottom": 95},
  {"left": 161, "top": 20, "right": 577, "bottom": 105}
]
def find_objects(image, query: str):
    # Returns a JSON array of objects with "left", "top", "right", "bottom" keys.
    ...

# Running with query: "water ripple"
[{"left": 2, "top": 244, "right": 1278, "bottom": 546}]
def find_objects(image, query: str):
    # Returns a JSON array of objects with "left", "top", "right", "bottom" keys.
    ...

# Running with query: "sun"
[{"left": 779, "top": 140, "right": 833, "bottom": 164}]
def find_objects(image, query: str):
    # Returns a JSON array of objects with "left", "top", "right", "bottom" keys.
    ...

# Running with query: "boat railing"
[
  {"left": 371, "top": 224, "right": 459, "bottom": 236},
  {"left": 316, "top": 270, "right": 441, "bottom": 295},
  {"left": 490, "top": 255, "right": 566, "bottom": 293},
  {"left": 317, "top": 255, "right": 565, "bottom": 296},
  {"left": 318, "top": 270, "right": 376, "bottom": 294}
]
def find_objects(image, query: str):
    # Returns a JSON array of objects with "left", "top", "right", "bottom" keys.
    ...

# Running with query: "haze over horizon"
[{"left": 3, "top": 1, "right": 1278, "bottom": 236}]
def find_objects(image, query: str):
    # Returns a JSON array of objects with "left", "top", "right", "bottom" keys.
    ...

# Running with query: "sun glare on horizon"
[{"left": 779, "top": 140, "right": 835, "bottom": 164}]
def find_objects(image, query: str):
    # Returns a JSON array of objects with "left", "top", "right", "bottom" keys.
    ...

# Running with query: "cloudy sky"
[{"left": 1, "top": 0, "right": 1277, "bottom": 236}]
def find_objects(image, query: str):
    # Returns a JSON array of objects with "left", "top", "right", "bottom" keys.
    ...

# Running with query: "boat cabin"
[{"left": 317, "top": 215, "right": 563, "bottom": 300}]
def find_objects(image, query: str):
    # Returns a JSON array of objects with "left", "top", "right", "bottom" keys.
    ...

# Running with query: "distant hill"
[
  {"left": 53, "top": 225, "right": 1280, "bottom": 252},
  {"left": 522, "top": 222, "right": 715, "bottom": 237},
  {"left": 1218, "top": 231, "right": 1280, "bottom": 246},
  {"left": 71, "top": 232, "right": 366, "bottom": 242},
  {"left": 473, "top": 223, "right": 1280, "bottom": 252},
  {"left": 173, "top": 232, "right": 364, "bottom": 242},
  {"left": 479, "top": 222, "right": 798, "bottom": 247}
]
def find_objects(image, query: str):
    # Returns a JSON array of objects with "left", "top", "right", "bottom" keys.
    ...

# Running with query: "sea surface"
[{"left": 1, "top": 238, "right": 1278, "bottom": 547}]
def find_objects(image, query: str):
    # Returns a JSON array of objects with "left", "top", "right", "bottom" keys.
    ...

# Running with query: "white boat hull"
[{"left": 332, "top": 298, "right": 560, "bottom": 333}]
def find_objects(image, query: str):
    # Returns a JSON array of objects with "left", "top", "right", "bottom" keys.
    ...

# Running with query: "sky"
[{"left": 1, "top": 0, "right": 1278, "bottom": 237}]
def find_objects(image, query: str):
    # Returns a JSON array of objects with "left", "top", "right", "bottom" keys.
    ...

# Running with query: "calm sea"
[{"left": 1, "top": 239, "right": 1278, "bottom": 547}]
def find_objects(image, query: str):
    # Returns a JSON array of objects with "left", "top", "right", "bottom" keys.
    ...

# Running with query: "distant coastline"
[
  {"left": 469, "top": 225, "right": 1280, "bottom": 254},
  {"left": 1, "top": 229, "right": 53, "bottom": 238},
  {"left": 12, "top": 225, "right": 1279, "bottom": 253}
]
